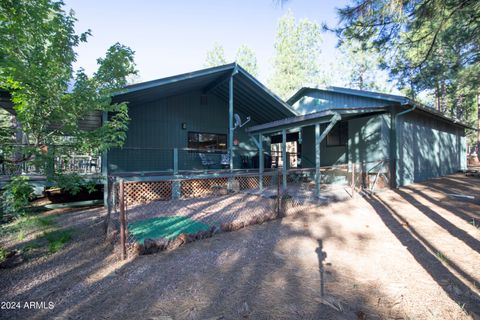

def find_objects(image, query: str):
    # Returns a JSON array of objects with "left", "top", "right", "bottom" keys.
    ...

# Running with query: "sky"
[{"left": 64, "top": 0, "right": 349, "bottom": 84}]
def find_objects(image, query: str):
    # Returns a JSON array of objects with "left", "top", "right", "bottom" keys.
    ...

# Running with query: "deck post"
[
  {"left": 282, "top": 129, "right": 287, "bottom": 192},
  {"left": 172, "top": 148, "right": 180, "bottom": 199},
  {"left": 227, "top": 73, "right": 234, "bottom": 190},
  {"left": 258, "top": 134, "right": 264, "bottom": 191},
  {"left": 45, "top": 144, "right": 55, "bottom": 184},
  {"left": 173, "top": 148, "right": 178, "bottom": 175},
  {"left": 101, "top": 111, "right": 109, "bottom": 207},
  {"left": 228, "top": 74, "right": 234, "bottom": 172},
  {"left": 315, "top": 123, "right": 321, "bottom": 198},
  {"left": 119, "top": 179, "right": 126, "bottom": 260}
]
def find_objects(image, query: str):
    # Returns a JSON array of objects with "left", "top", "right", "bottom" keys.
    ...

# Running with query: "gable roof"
[
  {"left": 287, "top": 86, "right": 409, "bottom": 106},
  {"left": 114, "top": 63, "right": 297, "bottom": 123},
  {"left": 287, "top": 86, "right": 473, "bottom": 129}
]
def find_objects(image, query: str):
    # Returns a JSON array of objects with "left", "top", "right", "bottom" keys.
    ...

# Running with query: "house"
[
  {"left": 1, "top": 63, "right": 470, "bottom": 201},
  {"left": 108, "top": 63, "right": 469, "bottom": 194}
]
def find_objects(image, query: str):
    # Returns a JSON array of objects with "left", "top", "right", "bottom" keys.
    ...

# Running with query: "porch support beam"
[
  {"left": 315, "top": 123, "right": 321, "bottom": 198},
  {"left": 102, "top": 111, "right": 109, "bottom": 207},
  {"left": 314, "top": 113, "right": 342, "bottom": 198},
  {"left": 282, "top": 129, "right": 287, "bottom": 191},
  {"left": 258, "top": 134, "right": 264, "bottom": 191},
  {"left": 228, "top": 73, "right": 234, "bottom": 172}
]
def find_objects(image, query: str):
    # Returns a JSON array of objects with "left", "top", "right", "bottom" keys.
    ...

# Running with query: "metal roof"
[
  {"left": 246, "top": 107, "right": 388, "bottom": 135},
  {"left": 113, "top": 63, "right": 297, "bottom": 123},
  {"left": 287, "top": 86, "right": 473, "bottom": 129},
  {"left": 287, "top": 86, "right": 409, "bottom": 105}
]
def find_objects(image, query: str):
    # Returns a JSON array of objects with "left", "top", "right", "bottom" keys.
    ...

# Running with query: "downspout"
[{"left": 393, "top": 103, "right": 416, "bottom": 188}]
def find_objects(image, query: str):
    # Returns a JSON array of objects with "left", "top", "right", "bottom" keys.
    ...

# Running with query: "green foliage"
[
  {"left": 0, "top": 246, "right": 6, "bottom": 263},
  {"left": 204, "top": 42, "right": 227, "bottom": 67},
  {"left": 235, "top": 45, "right": 258, "bottom": 77},
  {"left": 337, "top": 39, "right": 391, "bottom": 92},
  {"left": 331, "top": 0, "right": 480, "bottom": 129},
  {"left": 269, "top": 10, "right": 323, "bottom": 99},
  {"left": 0, "top": 0, "right": 137, "bottom": 160},
  {"left": 204, "top": 43, "right": 259, "bottom": 77},
  {"left": 51, "top": 173, "right": 84, "bottom": 195},
  {"left": 43, "top": 229, "right": 72, "bottom": 253},
  {"left": 0, "top": 214, "right": 54, "bottom": 237},
  {"left": 51, "top": 173, "right": 100, "bottom": 195},
  {"left": 1, "top": 176, "right": 34, "bottom": 217},
  {"left": 0, "top": 108, "right": 13, "bottom": 146}
]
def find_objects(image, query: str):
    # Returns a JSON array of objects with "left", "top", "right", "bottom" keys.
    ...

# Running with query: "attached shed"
[{"left": 284, "top": 87, "right": 469, "bottom": 187}]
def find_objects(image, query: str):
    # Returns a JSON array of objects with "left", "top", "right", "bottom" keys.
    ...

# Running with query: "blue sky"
[{"left": 65, "top": 0, "right": 349, "bottom": 83}]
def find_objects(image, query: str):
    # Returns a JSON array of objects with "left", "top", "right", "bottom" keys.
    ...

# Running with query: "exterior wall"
[
  {"left": 291, "top": 89, "right": 393, "bottom": 114},
  {"left": 300, "top": 113, "right": 390, "bottom": 169},
  {"left": 348, "top": 114, "right": 390, "bottom": 171},
  {"left": 108, "top": 89, "right": 258, "bottom": 173},
  {"left": 301, "top": 125, "right": 347, "bottom": 168},
  {"left": 396, "top": 111, "right": 466, "bottom": 186}
]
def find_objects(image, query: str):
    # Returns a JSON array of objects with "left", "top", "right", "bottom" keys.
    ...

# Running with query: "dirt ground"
[{"left": 1, "top": 173, "right": 479, "bottom": 319}]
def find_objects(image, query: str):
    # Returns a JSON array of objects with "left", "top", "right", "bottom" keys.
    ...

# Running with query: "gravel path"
[{"left": 1, "top": 174, "right": 479, "bottom": 319}]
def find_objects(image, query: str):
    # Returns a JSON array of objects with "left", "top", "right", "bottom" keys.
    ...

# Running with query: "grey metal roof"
[{"left": 113, "top": 63, "right": 297, "bottom": 123}]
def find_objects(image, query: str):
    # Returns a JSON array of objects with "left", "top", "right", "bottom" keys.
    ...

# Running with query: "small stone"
[
  {"left": 211, "top": 225, "right": 220, "bottom": 235},
  {"left": 155, "top": 238, "right": 169, "bottom": 250},
  {"left": 143, "top": 238, "right": 155, "bottom": 250},
  {"left": 178, "top": 233, "right": 188, "bottom": 244},
  {"left": 221, "top": 223, "right": 232, "bottom": 232},
  {"left": 132, "top": 243, "right": 142, "bottom": 255}
]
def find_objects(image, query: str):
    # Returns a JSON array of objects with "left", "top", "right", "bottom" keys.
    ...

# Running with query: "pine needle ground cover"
[{"left": 128, "top": 216, "right": 210, "bottom": 244}]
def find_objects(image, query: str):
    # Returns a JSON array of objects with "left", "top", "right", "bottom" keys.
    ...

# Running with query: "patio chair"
[
  {"left": 198, "top": 153, "right": 216, "bottom": 169},
  {"left": 220, "top": 153, "right": 230, "bottom": 169}
]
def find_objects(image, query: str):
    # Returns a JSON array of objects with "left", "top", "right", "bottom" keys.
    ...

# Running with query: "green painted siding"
[
  {"left": 291, "top": 89, "right": 393, "bottom": 115},
  {"left": 301, "top": 125, "right": 347, "bottom": 167},
  {"left": 300, "top": 114, "right": 390, "bottom": 169},
  {"left": 108, "top": 89, "right": 258, "bottom": 173},
  {"left": 348, "top": 114, "right": 390, "bottom": 171},
  {"left": 396, "top": 112, "right": 466, "bottom": 186}
]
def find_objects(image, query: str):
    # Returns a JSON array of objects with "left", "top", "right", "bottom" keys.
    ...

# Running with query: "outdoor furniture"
[
  {"left": 220, "top": 153, "right": 230, "bottom": 168},
  {"left": 198, "top": 153, "right": 216, "bottom": 169}
]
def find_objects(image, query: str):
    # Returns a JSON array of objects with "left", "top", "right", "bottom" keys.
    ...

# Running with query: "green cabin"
[{"left": 107, "top": 63, "right": 468, "bottom": 189}]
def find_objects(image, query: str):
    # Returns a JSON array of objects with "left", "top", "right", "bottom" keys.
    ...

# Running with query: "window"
[
  {"left": 326, "top": 122, "right": 348, "bottom": 147},
  {"left": 188, "top": 132, "right": 227, "bottom": 151}
]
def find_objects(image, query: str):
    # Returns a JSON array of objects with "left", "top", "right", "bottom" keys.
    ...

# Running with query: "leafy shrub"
[
  {"left": 43, "top": 229, "right": 72, "bottom": 253},
  {"left": 51, "top": 173, "right": 85, "bottom": 195},
  {"left": 0, "top": 246, "right": 6, "bottom": 263},
  {"left": 1, "top": 176, "right": 34, "bottom": 218},
  {"left": 51, "top": 173, "right": 101, "bottom": 195}
]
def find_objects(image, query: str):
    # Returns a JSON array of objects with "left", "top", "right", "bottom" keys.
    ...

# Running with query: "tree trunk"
[
  {"left": 435, "top": 81, "right": 441, "bottom": 111},
  {"left": 477, "top": 92, "right": 480, "bottom": 159},
  {"left": 441, "top": 79, "right": 447, "bottom": 113}
]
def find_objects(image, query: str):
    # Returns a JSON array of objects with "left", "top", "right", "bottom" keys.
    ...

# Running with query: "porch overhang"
[{"left": 246, "top": 107, "right": 388, "bottom": 135}]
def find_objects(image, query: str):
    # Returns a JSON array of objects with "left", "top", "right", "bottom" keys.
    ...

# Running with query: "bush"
[
  {"left": 51, "top": 173, "right": 85, "bottom": 195},
  {"left": 51, "top": 173, "right": 102, "bottom": 195},
  {"left": 1, "top": 176, "right": 34, "bottom": 218}
]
